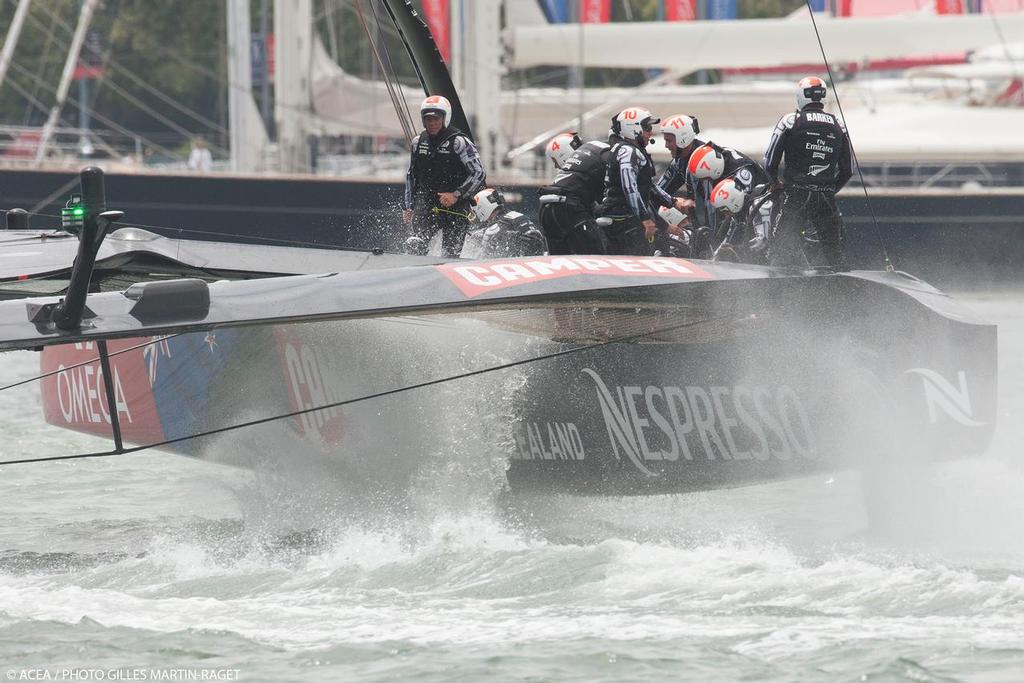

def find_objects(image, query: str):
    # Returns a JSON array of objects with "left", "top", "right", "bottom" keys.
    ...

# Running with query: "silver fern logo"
[{"left": 904, "top": 369, "right": 985, "bottom": 427}]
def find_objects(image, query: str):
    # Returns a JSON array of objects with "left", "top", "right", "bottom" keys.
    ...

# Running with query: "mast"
[
  {"left": 274, "top": 0, "right": 313, "bottom": 172},
  {"left": 450, "top": 0, "right": 502, "bottom": 173},
  {"left": 227, "top": 0, "right": 261, "bottom": 172},
  {"left": 0, "top": 0, "right": 32, "bottom": 91},
  {"left": 34, "top": 0, "right": 99, "bottom": 165}
]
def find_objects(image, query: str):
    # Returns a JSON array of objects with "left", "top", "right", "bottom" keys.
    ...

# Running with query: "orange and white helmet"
[
  {"left": 614, "top": 107, "right": 659, "bottom": 145},
  {"left": 660, "top": 114, "right": 699, "bottom": 148},
  {"left": 471, "top": 188, "right": 504, "bottom": 223},
  {"left": 687, "top": 144, "right": 725, "bottom": 180},
  {"left": 709, "top": 178, "right": 746, "bottom": 214},
  {"left": 796, "top": 76, "right": 827, "bottom": 109},
  {"left": 420, "top": 95, "right": 453, "bottom": 127},
  {"left": 545, "top": 132, "right": 580, "bottom": 169},
  {"left": 658, "top": 205, "right": 687, "bottom": 228}
]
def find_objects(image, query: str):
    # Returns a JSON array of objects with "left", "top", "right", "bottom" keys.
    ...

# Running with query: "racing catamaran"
[{"left": 0, "top": 1, "right": 997, "bottom": 495}]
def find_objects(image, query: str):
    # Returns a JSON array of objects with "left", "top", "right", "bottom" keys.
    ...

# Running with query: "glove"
[{"left": 747, "top": 235, "right": 767, "bottom": 253}]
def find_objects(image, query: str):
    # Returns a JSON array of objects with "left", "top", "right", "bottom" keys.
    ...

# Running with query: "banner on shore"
[{"left": 665, "top": 0, "right": 697, "bottom": 21}]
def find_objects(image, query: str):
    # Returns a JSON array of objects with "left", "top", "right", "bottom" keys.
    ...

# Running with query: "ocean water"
[{"left": 0, "top": 293, "right": 1022, "bottom": 682}]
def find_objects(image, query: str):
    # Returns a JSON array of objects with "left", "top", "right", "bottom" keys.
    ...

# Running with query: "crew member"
[
  {"left": 461, "top": 188, "right": 547, "bottom": 259},
  {"left": 656, "top": 114, "right": 704, "bottom": 199},
  {"left": 403, "top": 95, "right": 486, "bottom": 257},
  {"left": 599, "top": 107, "right": 688, "bottom": 256},
  {"left": 686, "top": 142, "right": 771, "bottom": 249},
  {"left": 708, "top": 177, "right": 775, "bottom": 264},
  {"left": 654, "top": 206, "right": 695, "bottom": 258},
  {"left": 537, "top": 132, "right": 611, "bottom": 255},
  {"left": 763, "top": 76, "right": 853, "bottom": 268}
]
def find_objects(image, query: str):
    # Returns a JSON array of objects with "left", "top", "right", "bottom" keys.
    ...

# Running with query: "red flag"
[
  {"left": 836, "top": 0, "right": 853, "bottom": 16},
  {"left": 580, "top": 0, "right": 611, "bottom": 23},
  {"left": 936, "top": 0, "right": 964, "bottom": 12},
  {"left": 422, "top": 0, "right": 450, "bottom": 62},
  {"left": 665, "top": 0, "right": 697, "bottom": 20}
]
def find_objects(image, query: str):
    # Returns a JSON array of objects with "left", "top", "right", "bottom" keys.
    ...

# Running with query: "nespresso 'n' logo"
[{"left": 905, "top": 369, "right": 985, "bottom": 427}]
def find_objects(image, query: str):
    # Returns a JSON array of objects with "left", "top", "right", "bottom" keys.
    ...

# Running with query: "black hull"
[{"left": 32, "top": 266, "right": 997, "bottom": 496}]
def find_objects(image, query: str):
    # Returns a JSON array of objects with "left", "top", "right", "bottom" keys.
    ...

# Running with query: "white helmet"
[
  {"left": 687, "top": 144, "right": 725, "bottom": 180},
  {"left": 660, "top": 114, "right": 698, "bottom": 148},
  {"left": 420, "top": 95, "right": 453, "bottom": 127},
  {"left": 545, "top": 132, "right": 579, "bottom": 169},
  {"left": 709, "top": 178, "right": 746, "bottom": 214},
  {"left": 471, "top": 188, "right": 504, "bottom": 223},
  {"left": 658, "top": 205, "right": 687, "bottom": 228},
  {"left": 796, "top": 76, "right": 827, "bottom": 109},
  {"left": 614, "top": 107, "right": 659, "bottom": 145}
]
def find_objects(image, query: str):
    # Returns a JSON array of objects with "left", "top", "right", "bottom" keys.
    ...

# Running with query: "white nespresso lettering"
[{"left": 582, "top": 368, "right": 817, "bottom": 475}]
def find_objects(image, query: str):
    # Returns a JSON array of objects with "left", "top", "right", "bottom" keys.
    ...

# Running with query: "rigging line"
[
  {"left": 0, "top": 315, "right": 721, "bottom": 467},
  {"left": 804, "top": 1, "right": 893, "bottom": 273},
  {"left": 369, "top": 0, "right": 417, "bottom": 137},
  {"left": 0, "top": 334, "right": 182, "bottom": 393},
  {"left": 353, "top": 0, "right": 415, "bottom": 143},
  {"left": 104, "top": 62, "right": 227, "bottom": 135},
  {"left": 4, "top": 70, "right": 55, "bottom": 118},
  {"left": 28, "top": 0, "right": 223, "bottom": 84},
  {"left": 23, "top": 0, "right": 221, "bottom": 135},
  {"left": 15, "top": 0, "right": 58, "bottom": 125},
  {"left": 23, "top": 210, "right": 388, "bottom": 253},
  {"left": 24, "top": 1, "right": 227, "bottom": 140},
  {"left": 8, "top": 60, "right": 186, "bottom": 161},
  {"left": 341, "top": 0, "right": 504, "bottom": 79},
  {"left": 985, "top": 8, "right": 1020, "bottom": 81},
  {"left": 29, "top": 175, "right": 79, "bottom": 215},
  {"left": 97, "top": 77, "right": 229, "bottom": 155}
]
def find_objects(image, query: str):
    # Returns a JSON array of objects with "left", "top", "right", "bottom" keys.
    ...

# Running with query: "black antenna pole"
[{"left": 50, "top": 167, "right": 123, "bottom": 330}]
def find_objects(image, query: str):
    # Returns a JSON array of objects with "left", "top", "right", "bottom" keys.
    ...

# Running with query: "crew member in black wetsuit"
[
  {"left": 686, "top": 142, "right": 772, "bottom": 243},
  {"left": 402, "top": 95, "right": 486, "bottom": 257},
  {"left": 708, "top": 177, "right": 775, "bottom": 264},
  {"left": 461, "top": 188, "right": 547, "bottom": 258},
  {"left": 656, "top": 114, "right": 704, "bottom": 204},
  {"left": 763, "top": 76, "right": 853, "bottom": 268},
  {"left": 537, "top": 132, "right": 611, "bottom": 255},
  {"left": 599, "top": 107, "right": 688, "bottom": 256}
]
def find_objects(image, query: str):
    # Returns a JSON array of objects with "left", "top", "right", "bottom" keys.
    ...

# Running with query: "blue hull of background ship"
[{"left": 1, "top": 168, "right": 1020, "bottom": 288}]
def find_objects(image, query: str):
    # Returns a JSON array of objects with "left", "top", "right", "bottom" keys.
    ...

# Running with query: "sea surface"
[{"left": 0, "top": 292, "right": 1022, "bottom": 682}]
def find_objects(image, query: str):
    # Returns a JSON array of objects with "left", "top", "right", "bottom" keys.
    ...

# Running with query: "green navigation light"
[{"left": 62, "top": 193, "right": 86, "bottom": 234}]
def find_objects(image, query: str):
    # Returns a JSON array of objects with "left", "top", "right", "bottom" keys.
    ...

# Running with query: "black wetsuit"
[
  {"left": 538, "top": 140, "right": 611, "bottom": 255},
  {"left": 404, "top": 125, "right": 486, "bottom": 257},
  {"left": 600, "top": 140, "right": 675, "bottom": 256},
  {"left": 655, "top": 138, "right": 706, "bottom": 197},
  {"left": 763, "top": 104, "right": 853, "bottom": 268},
  {"left": 478, "top": 209, "right": 547, "bottom": 258},
  {"left": 688, "top": 144, "right": 771, "bottom": 240}
]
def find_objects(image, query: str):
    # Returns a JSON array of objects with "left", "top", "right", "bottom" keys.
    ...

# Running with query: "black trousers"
[
  {"left": 770, "top": 187, "right": 846, "bottom": 268},
  {"left": 539, "top": 203, "right": 608, "bottom": 255},
  {"left": 602, "top": 215, "right": 652, "bottom": 256},
  {"left": 408, "top": 201, "right": 471, "bottom": 258}
]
